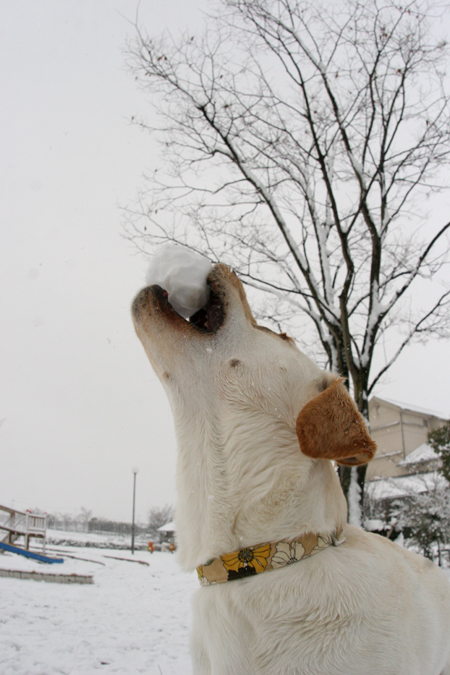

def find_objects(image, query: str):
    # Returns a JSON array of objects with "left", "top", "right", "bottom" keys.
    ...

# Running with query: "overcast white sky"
[{"left": 1, "top": 0, "right": 449, "bottom": 525}]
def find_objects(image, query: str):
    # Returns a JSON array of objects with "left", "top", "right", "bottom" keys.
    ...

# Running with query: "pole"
[
  {"left": 400, "top": 411, "right": 406, "bottom": 460},
  {"left": 131, "top": 468, "right": 138, "bottom": 554}
]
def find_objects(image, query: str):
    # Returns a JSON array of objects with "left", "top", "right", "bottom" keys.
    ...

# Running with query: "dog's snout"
[{"left": 131, "top": 287, "right": 151, "bottom": 321}]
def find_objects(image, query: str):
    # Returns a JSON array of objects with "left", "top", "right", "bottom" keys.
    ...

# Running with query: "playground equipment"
[
  {"left": 0, "top": 505, "right": 64, "bottom": 564},
  {"left": 0, "top": 504, "right": 48, "bottom": 553},
  {"left": 0, "top": 541, "right": 64, "bottom": 563}
]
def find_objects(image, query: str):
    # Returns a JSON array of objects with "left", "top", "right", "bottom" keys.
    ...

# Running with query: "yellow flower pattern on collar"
[{"left": 197, "top": 529, "right": 346, "bottom": 586}]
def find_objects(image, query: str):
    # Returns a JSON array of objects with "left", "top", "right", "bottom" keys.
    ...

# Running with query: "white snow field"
[
  {"left": 1, "top": 542, "right": 449, "bottom": 675},
  {"left": 0, "top": 547, "right": 197, "bottom": 675},
  {"left": 145, "top": 243, "right": 211, "bottom": 319}
]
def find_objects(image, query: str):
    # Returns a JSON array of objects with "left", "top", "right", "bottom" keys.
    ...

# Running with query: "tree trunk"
[{"left": 339, "top": 376, "right": 370, "bottom": 527}]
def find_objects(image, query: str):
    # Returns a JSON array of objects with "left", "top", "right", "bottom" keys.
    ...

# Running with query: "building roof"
[
  {"left": 397, "top": 443, "right": 439, "bottom": 467},
  {"left": 157, "top": 521, "right": 176, "bottom": 532},
  {"left": 366, "top": 471, "right": 446, "bottom": 501},
  {"left": 370, "top": 396, "right": 447, "bottom": 420}
]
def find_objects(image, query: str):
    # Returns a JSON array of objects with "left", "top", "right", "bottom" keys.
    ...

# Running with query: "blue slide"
[{"left": 0, "top": 541, "right": 64, "bottom": 563}]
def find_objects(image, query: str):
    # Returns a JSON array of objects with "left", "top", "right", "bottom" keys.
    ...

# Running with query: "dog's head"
[{"left": 132, "top": 263, "right": 375, "bottom": 467}]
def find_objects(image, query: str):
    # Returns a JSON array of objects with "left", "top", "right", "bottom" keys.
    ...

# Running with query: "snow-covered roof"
[
  {"left": 366, "top": 471, "right": 446, "bottom": 501},
  {"left": 398, "top": 443, "right": 439, "bottom": 467},
  {"left": 157, "top": 521, "right": 176, "bottom": 532},
  {"left": 370, "top": 396, "right": 447, "bottom": 420}
]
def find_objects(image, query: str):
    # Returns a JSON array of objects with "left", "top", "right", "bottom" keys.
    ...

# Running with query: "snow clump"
[{"left": 146, "top": 243, "right": 212, "bottom": 319}]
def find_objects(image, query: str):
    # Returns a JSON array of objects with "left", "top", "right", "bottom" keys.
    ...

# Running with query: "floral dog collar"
[{"left": 197, "top": 528, "right": 346, "bottom": 586}]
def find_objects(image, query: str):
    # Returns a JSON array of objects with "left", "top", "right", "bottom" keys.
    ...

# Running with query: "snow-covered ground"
[
  {"left": 46, "top": 528, "right": 151, "bottom": 549},
  {"left": 1, "top": 538, "right": 449, "bottom": 675},
  {"left": 0, "top": 546, "right": 197, "bottom": 675}
]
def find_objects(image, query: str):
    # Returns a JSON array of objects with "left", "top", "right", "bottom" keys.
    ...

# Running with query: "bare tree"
[
  {"left": 125, "top": 0, "right": 450, "bottom": 521},
  {"left": 78, "top": 507, "right": 93, "bottom": 532},
  {"left": 148, "top": 504, "right": 175, "bottom": 540}
]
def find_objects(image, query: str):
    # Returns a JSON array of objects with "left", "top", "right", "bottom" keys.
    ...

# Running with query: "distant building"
[
  {"left": 157, "top": 521, "right": 176, "bottom": 544},
  {"left": 367, "top": 397, "right": 447, "bottom": 481}
]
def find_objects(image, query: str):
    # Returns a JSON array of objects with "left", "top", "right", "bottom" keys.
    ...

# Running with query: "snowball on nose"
[{"left": 145, "top": 243, "right": 212, "bottom": 319}]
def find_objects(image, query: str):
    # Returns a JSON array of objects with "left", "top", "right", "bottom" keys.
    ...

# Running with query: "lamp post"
[{"left": 131, "top": 467, "right": 139, "bottom": 554}]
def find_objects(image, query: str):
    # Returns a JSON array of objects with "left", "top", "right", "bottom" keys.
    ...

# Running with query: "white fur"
[{"left": 133, "top": 264, "right": 450, "bottom": 675}]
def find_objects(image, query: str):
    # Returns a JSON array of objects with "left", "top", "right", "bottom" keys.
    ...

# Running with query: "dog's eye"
[{"left": 229, "top": 359, "right": 241, "bottom": 368}]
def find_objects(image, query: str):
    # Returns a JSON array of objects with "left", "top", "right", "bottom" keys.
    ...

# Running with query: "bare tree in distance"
[
  {"left": 148, "top": 504, "right": 175, "bottom": 540},
  {"left": 125, "top": 0, "right": 450, "bottom": 521},
  {"left": 78, "top": 507, "right": 93, "bottom": 532}
]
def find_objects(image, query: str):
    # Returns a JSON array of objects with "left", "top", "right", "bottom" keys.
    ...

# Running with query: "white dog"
[{"left": 132, "top": 263, "right": 450, "bottom": 675}]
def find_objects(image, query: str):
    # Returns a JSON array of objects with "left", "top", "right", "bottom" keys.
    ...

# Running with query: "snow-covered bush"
[
  {"left": 428, "top": 421, "right": 450, "bottom": 483},
  {"left": 397, "top": 485, "right": 450, "bottom": 565},
  {"left": 364, "top": 477, "right": 450, "bottom": 565}
]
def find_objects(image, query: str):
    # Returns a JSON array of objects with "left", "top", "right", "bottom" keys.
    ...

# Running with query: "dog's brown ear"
[{"left": 296, "top": 378, "right": 376, "bottom": 466}]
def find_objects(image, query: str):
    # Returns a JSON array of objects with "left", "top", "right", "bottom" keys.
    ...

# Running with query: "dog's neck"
[{"left": 172, "top": 403, "right": 348, "bottom": 571}]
